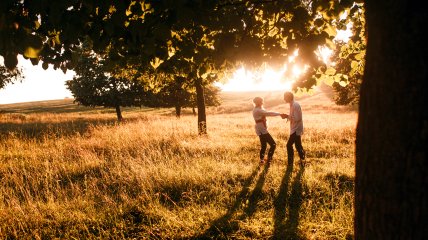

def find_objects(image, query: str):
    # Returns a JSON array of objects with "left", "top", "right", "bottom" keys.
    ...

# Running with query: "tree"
[
  {"left": 296, "top": 3, "right": 366, "bottom": 105},
  {"left": 147, "top": 76, "right": 221, "bottom": 117},
  {"left": 331, "top": 6, "right": 365, "bottom": 106},
  {"left": 195, "top": 84, "right": 221, "bottom": 114},
  {"left": 0, "top": 64, "right": 23, "bottom": 90},
  {"left": 355, "top": 0, "right": 428, "bottom": 239},
  {"left": 65, "top": 48, "right": 149, "bottom": 122}
]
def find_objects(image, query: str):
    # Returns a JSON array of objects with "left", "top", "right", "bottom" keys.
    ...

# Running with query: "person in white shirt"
[
  {"left": 252, "top": 97, "right": 287, "bottom": 164},
  {"left": 283, "top": 91, "right": 305, "bottom": 165}
]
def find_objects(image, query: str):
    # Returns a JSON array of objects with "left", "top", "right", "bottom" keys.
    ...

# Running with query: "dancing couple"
[{"left": 252, "top": 91, "right": 306, "bottom": 165}]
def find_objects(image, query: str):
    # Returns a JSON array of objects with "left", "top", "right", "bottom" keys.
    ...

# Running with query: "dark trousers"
[
  {"left": 287, "top": 132, "right": 305, "bottom": 163},
  {"left": 259, "top": 133, "right": 276, "bottom": 160}
]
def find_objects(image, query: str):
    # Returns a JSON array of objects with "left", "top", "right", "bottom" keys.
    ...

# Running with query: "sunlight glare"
[
  {"left": 316, "top": 46, "right": 334, "bottom": 64},
  {"left": 292, "top": 65, "right": 303, "bottom": 77},
  {"left": 217, "top": 61, "right": 304, "bottom": 92},
  {"left": 288, "top": 49, "right": 299, "bottom": 63}
]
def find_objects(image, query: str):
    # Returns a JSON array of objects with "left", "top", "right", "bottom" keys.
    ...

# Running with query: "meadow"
[{"left": 0, "top": 89, "right": 357, "bottom": 239}]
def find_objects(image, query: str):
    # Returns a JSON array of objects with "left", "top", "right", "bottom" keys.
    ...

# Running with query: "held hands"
[{"left": 280, "top": 113, "right": 288, "bottom": 119}]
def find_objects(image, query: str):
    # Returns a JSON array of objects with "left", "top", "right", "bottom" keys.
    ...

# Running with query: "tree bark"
[
  {"left": 355, "top": 1, "right": 428, "bottom": 239},
  {"left": 115, "top": 105, "right": 123, "bottom": 122},
  {"left": 175, "top": 105, "right": 181, "bottom": 118},
  {"left": 195, "top": 78, "right": 207, "bottom": 134}
]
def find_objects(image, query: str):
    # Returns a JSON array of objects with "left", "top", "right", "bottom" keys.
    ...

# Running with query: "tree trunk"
[
  {"left": 355, "top": 1, "right": 428, "bottom": 239},
  {"left": 195, "top": 78, "right": 207, "bottom": 134},
  {"left": 192, "top": 107, "right": 196, "bottom": 116},
  {"left": 115, "top": 105, "right": 123, "bottom": 122},
  {"left": 175, "top": 105, "right": 181, "bottom": 118}
]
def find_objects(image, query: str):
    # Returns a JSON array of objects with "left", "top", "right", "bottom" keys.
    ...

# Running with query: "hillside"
[{"left": 0, "top": 85, "right": 354, "bottom": 116}]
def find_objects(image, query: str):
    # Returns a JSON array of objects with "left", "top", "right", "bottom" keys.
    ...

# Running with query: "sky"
[
  {"left": 0, "top": 55, "right": 75, "bottom": 104},
  {"left": 0, "top": 55, "right": 295, "bottom": 105}
]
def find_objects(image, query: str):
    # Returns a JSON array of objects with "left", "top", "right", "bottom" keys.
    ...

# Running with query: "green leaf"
[
  {"left": 325, "top": 67, "right": 336, "bottom": 76},
  {"left": 324, "top": 25, "right": 337, "bottom": 37},
  {"left": 42, "top": 62, "right": 49, "bottom": 70},
  {"left": 324, "top": 76, "right": 334, "bottom": 86},
  {"left": 339, "top": 80, "right": 348, "bottom": 87},
  {"left": 334, "top": 74, "right": 341, "bottom": 82},
  {"left": 24, "top": 47, "right": 41, "bottom": 59},
  {"left": 354, "top": 52, "right": 365, "bottom": 61},
  {"left": 325, "top": 38, "right": 336, "bottom": 50},
  {"left": 30, "top": 58, "right": 40, "bottom": 65},
  {"left": 314, "top": 18, "right": 324, "bottom": 27},
  {"left": 150, "top": 57, "right": 163, "bottom": 69}
]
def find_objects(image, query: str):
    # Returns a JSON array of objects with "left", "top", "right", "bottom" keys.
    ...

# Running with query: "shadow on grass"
[
  {"left": 193, "top": 163, "right": 271, "bottom": 239},
  {"left": 0, "top": 99, "right": 153, "bottom": 114},
  {"left": 0, "top": 118, "right": 126, "bottom": 140},
  {"left": 272, "top": 162, "right": 305, "bottom": 240},
  {"left": 243, "top": 162, "right": 271, "bottom": 218}
]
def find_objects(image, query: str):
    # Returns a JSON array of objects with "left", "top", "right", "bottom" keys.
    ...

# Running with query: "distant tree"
[
  {"left": 146, "top": 76, "right": 221, "bottom": 117},
  {"left": 195, "top": 84, "right": 221, "bottom": 113},
  {"left": 0, "top": 64, "right": 23, "bottom": 90},
  {"left": 65, "top": 49, "right": 149, "bottom": 122}
]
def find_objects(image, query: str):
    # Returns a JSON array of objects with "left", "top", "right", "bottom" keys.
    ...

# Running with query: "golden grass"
[{"left": 0, "top": 90, "right": 356, "bottom": 239}]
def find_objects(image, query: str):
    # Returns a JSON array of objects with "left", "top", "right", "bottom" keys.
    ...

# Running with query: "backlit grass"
[{"left": 0, "top": 91, "right": 356, "bottom": 239}]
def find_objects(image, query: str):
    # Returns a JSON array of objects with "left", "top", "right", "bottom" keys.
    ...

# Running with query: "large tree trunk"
[
  {"left": 195, "top": 78, "right": 207, "bottom": 134},
  {"left": 115, "top": 105, "right": 123, "bottom": 122},
  {"left": 355, "top": 1, "right": 428, "bottom": 239}
]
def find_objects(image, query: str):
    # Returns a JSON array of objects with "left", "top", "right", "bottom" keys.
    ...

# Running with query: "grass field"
[{"left": 0, "top": 89, "right": 357, "bottom": 239}]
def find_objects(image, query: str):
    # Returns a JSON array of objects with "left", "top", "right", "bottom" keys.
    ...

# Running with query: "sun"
[
  {"left": 216, "top": 20, "right": 353, "bottom": 93},
  {"left": 217, "top": 61, "right": 304, "bottom": 92}
]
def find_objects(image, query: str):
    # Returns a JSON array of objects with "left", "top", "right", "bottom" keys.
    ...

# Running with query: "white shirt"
[
  {"left": 252, "top": 106, "right": 281, "bottom": 136},
  {"left": 288, "top": 100, "right": 303, "bottom": 135}
]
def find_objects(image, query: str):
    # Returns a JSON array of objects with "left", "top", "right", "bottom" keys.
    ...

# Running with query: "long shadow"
[
  {"left": 0, "top": 117, "right": 144, "bottom": 140},
  {"left": 0, "top": 119, "right": 118, "bottom": 140},
  {"left": 193, "top": 164, "right": 264, "bottom": 239},
  {"left": 272, "top": 162, "right": 294, "bottom": 239},
  {"left": 243, "top": 162, "right": 271, "bottom": 218},
  {"left": 272, "top": 163, "right": 305, "bottom": 240},
  {"left": 0, "top": 99, "right": 153, "bottom": 114}
]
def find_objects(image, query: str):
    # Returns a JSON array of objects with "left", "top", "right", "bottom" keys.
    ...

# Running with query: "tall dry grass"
[{"left": 0, "top": 92, "right": 357, "bottom": 239}]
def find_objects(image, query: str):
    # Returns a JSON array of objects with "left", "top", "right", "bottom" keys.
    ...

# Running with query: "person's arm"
[{"left": 260, "top": 109, "right": 281, "bottom": 117}]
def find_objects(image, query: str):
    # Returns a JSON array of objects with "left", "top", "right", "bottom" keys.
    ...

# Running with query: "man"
[{"left": 283, "top": 91, "right": 305, "bottom": 165}]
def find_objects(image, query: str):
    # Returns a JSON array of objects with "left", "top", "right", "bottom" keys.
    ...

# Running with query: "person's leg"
[
  {"left": 265, "top": 133, "right": 276, "bottom": 161},
  {"left": 259, "top": 134, "right": 268, "bottom": 162},
  {"left": 295, "top": 134, "right": 305, "bottom": 160},
  {"left": 287, "top": 133, "right": 297, "bottom": 164}
]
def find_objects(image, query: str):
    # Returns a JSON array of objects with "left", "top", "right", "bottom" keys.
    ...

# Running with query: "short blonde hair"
[
  {"left": 284, "top": 91, "right": 294, "bottom": 101},
  {"left": 253, "top": 97, "right": 263, "bottom": 106}
]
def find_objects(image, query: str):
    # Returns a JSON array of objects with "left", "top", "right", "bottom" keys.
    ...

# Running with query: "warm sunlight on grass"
[{"left": 0, "top": 91, "right": 356, "bottom": 239}]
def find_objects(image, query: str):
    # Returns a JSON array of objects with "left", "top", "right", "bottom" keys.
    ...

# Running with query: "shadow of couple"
[{"left": 194, "top": 160, "right": 305, "bottom": 239}]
